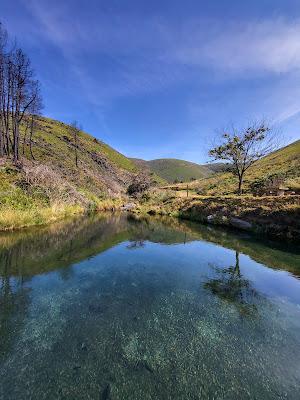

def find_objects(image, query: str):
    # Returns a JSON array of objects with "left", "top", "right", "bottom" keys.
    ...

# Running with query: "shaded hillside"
[
  {"left": 130, "top": 158, "right": 167, "bottom": 185},
  {"left": 166, "top": 140, "right": 300, "bottom": 195},
  {"left": 132, "top": 158, "right": 213, "bottom": 183}
]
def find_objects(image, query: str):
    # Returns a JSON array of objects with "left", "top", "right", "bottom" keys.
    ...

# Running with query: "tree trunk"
[
  {"left": 29, "top": 115, "right": 35, "bottom": 160},
  {"left": 13, "top": 124, "right": 19, "bottom": 163},
  {"left": 22, "top": 119, "right": 29, "bottom": 155},
  {"left": 238, "top": 174, "right": 243, "bottom": 195},
  {"left": 0, "top": 128, "right": 3, "bottom": 157}
]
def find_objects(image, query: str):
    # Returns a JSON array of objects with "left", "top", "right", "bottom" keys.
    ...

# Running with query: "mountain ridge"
[{"left": 130, "top": 157, "right": 223, "bottom": 183}]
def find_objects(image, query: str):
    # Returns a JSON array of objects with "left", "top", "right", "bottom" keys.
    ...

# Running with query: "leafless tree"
[
  {"left": 0, "top": 21, "right": 42, "bottom": 163},
  {"left": 27, "top": 81, "right": 43, "bottom": 159},
  {"left": 209, "top": 121, "right": 278, "bottom": 194},
  {"left": 70, "top": 120, "right": 80, "bottom": 167}
]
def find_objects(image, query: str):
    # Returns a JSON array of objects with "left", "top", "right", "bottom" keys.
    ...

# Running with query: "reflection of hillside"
[
  {"left": 0, "top": 213, "right": 299, "bottom": 279},
  {"left": 0, "top": 214, "right": 195, "bottom": 278},
  {"left": 176, "top": 219, "right": 300, "bottom": 276}
]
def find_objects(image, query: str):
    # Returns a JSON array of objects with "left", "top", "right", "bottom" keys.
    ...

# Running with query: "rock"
[
  {"left": 121, "top": 203, "right": 136, "bottom": 211},
  {"left": 230, "top": 217, "right": 252, "bottom": 231},
  {"left": 207, "top": 215, "right": 215, "bottom": 223}
]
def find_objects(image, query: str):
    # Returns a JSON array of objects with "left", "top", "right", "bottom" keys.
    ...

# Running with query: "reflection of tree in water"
[
  {"left": 0, "top": 250, "right": 30, "bottom": 361},
  {"left": 204, "top": 251, "right": 259, "bottom": 316}
]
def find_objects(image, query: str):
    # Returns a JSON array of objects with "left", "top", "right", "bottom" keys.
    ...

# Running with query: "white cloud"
[
  {"left": 15, "top": 0, "right": 300, "bottom": 145},
  {"left": 171, "top": 17, "right": 300, "bottom": 75}
]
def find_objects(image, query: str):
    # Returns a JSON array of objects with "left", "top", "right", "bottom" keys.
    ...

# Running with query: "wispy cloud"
[
  {"left": 11, "top": 0, "right": 300, "bottom": 154},
  {"left": 22, "top": 1, "right": 300, "bottom": 91},
  {"left": 172, "top": 18, "right": 300, "bottom": 75}
]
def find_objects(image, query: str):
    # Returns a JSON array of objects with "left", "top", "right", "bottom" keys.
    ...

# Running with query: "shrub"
[{"left": 127, "top": 173, "right": 151, "bottom": 196}]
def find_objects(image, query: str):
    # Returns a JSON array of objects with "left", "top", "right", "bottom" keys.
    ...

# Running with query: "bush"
[
  {"left": 249, "top": 173, "right": 286, "bottom": 195},
  {"left": 127, "top": 173, "right": 151, "bottom": 196}
]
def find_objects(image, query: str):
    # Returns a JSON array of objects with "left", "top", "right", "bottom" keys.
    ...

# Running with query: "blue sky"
[{"left": 2, "top": 0, "right": 300, "bottom": 162}]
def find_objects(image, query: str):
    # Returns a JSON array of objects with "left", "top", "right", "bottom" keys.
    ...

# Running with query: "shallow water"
[{"left": 0, "top": 213, "right": 300, "bottom": 399}]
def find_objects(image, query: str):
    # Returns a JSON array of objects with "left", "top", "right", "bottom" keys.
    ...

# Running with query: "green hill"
[
  {"left": 0, "top": 116, "right": 151, "bottom": 229},
  {"left": 130, "top": 158, "right": 167, "bottom": 185},
  {"left": 168, "top": 140, "right": 300, "bottom": 195},
  {"left": 132, "top": 158, "right": 214, "bottom": 183}
]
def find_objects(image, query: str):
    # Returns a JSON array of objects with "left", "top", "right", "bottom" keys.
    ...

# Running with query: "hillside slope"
[
  {"left": 132, "top": 158, "right": 213, "bottom": 183},
  {"left": 130, "top": 158, "right": 167, "bottom": 185},
  {"left": 167, "top": 140, "right": 300, "bottom": 195},
  {"left": 0, "top": 116, "right": 150, "bottom": 229}
]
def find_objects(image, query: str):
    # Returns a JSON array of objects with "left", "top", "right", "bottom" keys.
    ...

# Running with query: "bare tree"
[
  {"left": 0, "top": 21, "right": 42, "bottom": 162},
  {"left": 0, "top": 22, "right": 8, "bottom": 157},
  {"left": 70, "top": 121, "right": 80, "bottom": 167},
  {"left": 27, "top": 81, "right": 43, "bottom": 160},
  {"left": 209, "top": 122, "right": 278, "bottom": 194}
]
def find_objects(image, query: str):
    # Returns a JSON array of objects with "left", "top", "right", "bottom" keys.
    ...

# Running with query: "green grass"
[
  {"left": 165, "top": 140, "right": 300, "bottom": 195},
  {"left": 1, "top": 115, "right": 141, "bottom": 203},
  {"left": 0, "top": 116, "right": 143, "bottom": 230}
]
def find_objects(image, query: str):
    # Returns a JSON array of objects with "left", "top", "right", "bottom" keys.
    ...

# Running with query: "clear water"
[{"left": 0, "top": 213, "right": 300, "bottom": 399}]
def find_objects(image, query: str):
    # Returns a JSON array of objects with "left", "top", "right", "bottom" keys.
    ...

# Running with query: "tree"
[
  {"left": 209, "top": 122, "right": 277, "bottom": 194},
  {"left": 25, "top": 80, "right": 43, "bottom": 159},
  {"left": 0, "top": 21, "right": 42, "bottom": 162},
  {"left": 70, "top": 121, "right": 80, "bottom": 167}
]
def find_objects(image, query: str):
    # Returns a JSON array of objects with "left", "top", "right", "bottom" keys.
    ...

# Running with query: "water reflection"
[
  {"left": 204, "top": 251, "right": 259, "bottom": 316},
  {"left": 0, "top": 213, "right": 299, "bottom": 279},
  {"left": 0, "top": 275, "right": 30, "bottom": 361},
  {"left": 0, "top": 213, "right": 299, "bottom": 399}
]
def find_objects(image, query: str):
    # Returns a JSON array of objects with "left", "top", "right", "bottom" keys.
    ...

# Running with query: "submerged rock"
[{"left": 230, "top": 217, "right": 252, "bottom": 231}]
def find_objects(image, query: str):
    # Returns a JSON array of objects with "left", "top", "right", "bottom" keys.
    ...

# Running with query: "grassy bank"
[
  {"left": 0, "top": 198, "right": 126, "bottom": 231},
  {"left": 0, "top": 204, "right": 85, "bottom": 231},
  {"left": 132, "top": 191, "right": 300, "bottom": 241}
]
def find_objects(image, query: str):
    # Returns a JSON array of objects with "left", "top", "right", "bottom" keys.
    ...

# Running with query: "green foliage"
[{"left": 209, "top": 123, "right": 273, "bottom": 193}]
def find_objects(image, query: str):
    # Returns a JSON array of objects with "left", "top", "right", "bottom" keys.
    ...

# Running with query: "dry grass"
[
  {"left": 133, "top": 191, "right": 300, "bottom": 240},
  {"left": 22, "top": 163, "right": 89, "bottom": 206},
  {"left": 0, "top": 203, "right": 84, "bottom": 231}
]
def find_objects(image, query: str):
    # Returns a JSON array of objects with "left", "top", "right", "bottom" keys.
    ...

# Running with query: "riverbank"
[
  {"left": 0, "top": 199, "right": 123, "bottom": 231},
  {"left": 1, "top": 189, "right": 299, "bottom": 242},
  {"left": 132, "top": 193, "right": 300, "bottom": 242}
]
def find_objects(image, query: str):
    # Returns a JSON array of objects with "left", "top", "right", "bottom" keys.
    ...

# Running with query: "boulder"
[
  {"left": 121, "top": 203, "right": 136, "bottom": 211},
  {"left": 230, "top": 217, "right": 252, "bottom": 231},
  {"left": 207, "top": 215, "right": 215, "bottom": 223}
]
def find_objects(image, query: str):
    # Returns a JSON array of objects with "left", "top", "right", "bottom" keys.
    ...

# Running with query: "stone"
[
  {"left": 230, "top": 217, "right": 252, "bottom": 231},
  {"left": 121, "top": 203, "right": 136, "bottom": 211},
  {"left": 207, "top": 215, "right": 215, "bottom": 223}
]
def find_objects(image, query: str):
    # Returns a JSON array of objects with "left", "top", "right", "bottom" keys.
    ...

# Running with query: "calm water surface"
[{"left": 0, "top": 213, "right": 300, "bottom": 399}]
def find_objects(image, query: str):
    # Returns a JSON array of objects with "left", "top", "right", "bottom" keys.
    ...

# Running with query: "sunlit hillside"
[{"left": 164, "top": 140, "right": 300, "bottom": 195}]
